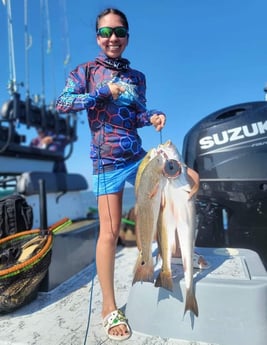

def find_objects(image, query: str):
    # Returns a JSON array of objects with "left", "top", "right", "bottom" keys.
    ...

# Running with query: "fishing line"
[
  {"left": 159, "top": 129, "right": 163, "bottom": 144},
  {"left": 82, "top": 67, "right": 98, "bottom": 345},
  {"left": 82, "top": 223, "right": 98, "bottom": 345},
  {"left": 96, "top": 123, "right": 117, "bottom": 239},
  {"left": 83, "top": 121, "right": 119, "bottom": 344}
]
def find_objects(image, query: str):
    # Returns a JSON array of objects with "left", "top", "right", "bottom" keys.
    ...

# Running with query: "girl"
[{"left": 56, "top": 8, "right": 166, "bottom": 341}]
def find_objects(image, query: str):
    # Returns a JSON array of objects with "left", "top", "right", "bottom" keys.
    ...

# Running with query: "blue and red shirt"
[{"left": 56, "top": 52, "right": 165, "bottom": 173}]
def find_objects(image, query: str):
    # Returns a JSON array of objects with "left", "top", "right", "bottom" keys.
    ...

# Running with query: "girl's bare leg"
[{"left": 96, "top": 191, "right": 129, "bottom": 336}]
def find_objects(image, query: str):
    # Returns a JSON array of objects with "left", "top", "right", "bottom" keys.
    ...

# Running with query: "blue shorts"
[{"left": 92, "top": 160, "right": 141, "bottom": 196}]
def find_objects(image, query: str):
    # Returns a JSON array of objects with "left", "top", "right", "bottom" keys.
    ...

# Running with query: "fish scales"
[
  {"left": 133, "top": 151, "right": 166, "bottom": 285},
  {"left": 169, "top": 177, "right": 199, "bottom": 316},
  {"left": 154, "top": 180, "right": 176, "bottom": 291},
  {"left": 135, "top": 148, "right": 157, "bottom": 194}
]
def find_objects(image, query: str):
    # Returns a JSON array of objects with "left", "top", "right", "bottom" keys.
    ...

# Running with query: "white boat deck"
[{"left": 0, "top": 245, "right": 218, "bottom": 345}]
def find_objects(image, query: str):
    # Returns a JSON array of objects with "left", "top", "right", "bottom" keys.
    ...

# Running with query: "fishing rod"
[
  {"left": 0, "top": 0, "right": 20, "bottom": 153},
  {"left": 40, "top": 0, "right": 48, "bottom": 128},
  {"left": 5, "top": 0, "right": 22, "bottom": 119},
  {"left": 60, "top": 0, "right": 71, "bottom": 78},
  {"left": 5, "top": 0, "right": 17, "bottom": 95},
  {"left": 24, "top": 0, "right": 33, "bottom": 128}
]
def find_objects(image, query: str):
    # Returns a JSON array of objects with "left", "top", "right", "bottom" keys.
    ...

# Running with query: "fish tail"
[
  {"left": 154, "top": 270, "right": 173, "bottom": 291},
  {"left": 184, "top": 289, "right": 199, "bottom": 317},
  {"left": 132, "top": 254, "right": 154, "bottom": 285}
]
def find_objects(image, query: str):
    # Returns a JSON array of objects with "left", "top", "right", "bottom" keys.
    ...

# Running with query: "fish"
[
  {"left": 132, "top": 150, "right": 166, "bottom": 285},
  {"left": 134, "top": 148, "right": 158, "bottom": 193},
  {"left": 154, "top": 180, "right": 176, "bottom": 291},
  {"left": 156, "top": 140, "right": 199, "bottom": 317}
]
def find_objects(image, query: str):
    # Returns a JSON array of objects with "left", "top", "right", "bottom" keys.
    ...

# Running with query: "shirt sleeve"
[{"left": 55, "top": 64, "right": 112, "bottom": 113}]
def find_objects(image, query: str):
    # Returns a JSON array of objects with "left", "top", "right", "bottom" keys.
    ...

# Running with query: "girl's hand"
[
  {"left": 150, "top": 114, "right": 166, "bottom": 131},
  {"left": 108, "top": 82, "right": 125, "bottom": 100}
]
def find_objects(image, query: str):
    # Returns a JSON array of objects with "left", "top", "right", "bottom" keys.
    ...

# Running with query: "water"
[{"left": 81, "top": 187, "right": 136, "bottom": 214}]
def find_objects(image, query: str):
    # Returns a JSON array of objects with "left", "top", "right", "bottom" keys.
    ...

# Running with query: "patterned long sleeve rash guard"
[{"left": 56, "top": 53, "right": 164, "bottom": 173}]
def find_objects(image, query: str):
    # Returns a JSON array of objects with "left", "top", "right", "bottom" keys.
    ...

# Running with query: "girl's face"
[{"left": 96, "top": 13, "right": 128, "bottom": 59}]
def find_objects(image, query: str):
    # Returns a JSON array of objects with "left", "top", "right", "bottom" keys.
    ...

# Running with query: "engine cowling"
[{"left": 183, "top": 101, "right": 267, "bottom": 267}]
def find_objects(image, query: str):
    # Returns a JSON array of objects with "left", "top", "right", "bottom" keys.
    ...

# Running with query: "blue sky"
[{"left": 1, "top": 0, "right": 267, "bottom": 189}]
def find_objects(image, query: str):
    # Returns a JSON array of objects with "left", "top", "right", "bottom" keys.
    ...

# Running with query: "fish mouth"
[
  {"left": 156, "top": 148, "right": 182, "bottom": 178},
  {"left": 155, "top": 140, "right": 184, "bottom": 178}
]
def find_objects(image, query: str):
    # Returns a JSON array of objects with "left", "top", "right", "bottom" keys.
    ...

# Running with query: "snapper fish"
[
  {"left": 132, "top": 149, "right": 166, "bottom": 284},
  {"left": 157, "top": 140, "right": 199, "bottom": 317}
]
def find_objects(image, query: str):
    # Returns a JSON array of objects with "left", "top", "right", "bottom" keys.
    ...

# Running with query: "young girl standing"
[{"left": 56, "top": 8, "right": 166, "bottom": 341}]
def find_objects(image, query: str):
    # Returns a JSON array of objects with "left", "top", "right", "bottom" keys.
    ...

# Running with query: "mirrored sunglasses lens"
[
  {"left": 114, "top": 27, "right": 128, "bottom": 37},
  {"left": 98, "top": 27, "right": 113, "bottom": 38}
]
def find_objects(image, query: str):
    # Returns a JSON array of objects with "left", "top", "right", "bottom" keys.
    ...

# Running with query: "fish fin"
[
  {"left": 132, "top": 254, "right": 154, "bottom": 285},
  {"left": 148, "top": 182, "right": 160, "bottom": 199},
  {"left": 184, "top": 289, "right": 199, "bottom": 317},
  {"left": 154, "top": 270, "right": 173, "bottom": 291}
]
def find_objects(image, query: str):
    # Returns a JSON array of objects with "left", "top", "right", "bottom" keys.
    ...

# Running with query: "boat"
[
  {"left": 1, "top": 96, "right": 266, "bottom": 345},
  {"left": 0, "top": 1, "right": 266, "bottom": 345}
]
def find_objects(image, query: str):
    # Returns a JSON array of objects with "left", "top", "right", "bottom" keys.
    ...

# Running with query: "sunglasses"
[{"left": 96, "top": 26, "right": 128, "bottom": 38}]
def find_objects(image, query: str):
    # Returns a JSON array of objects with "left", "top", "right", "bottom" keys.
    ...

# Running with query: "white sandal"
[
  {"left": 103, "top": 309, "right": 131, "bottom": 341},
  {"left": 171, "top": 252, "right": 211, "bottom": 269}
]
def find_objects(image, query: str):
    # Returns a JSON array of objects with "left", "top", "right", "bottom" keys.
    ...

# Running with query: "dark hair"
[{"left": 95, "top": 8, "right": 129, "bottom": 31}]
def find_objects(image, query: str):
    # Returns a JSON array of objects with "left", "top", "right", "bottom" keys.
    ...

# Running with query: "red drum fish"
[{"left": 132, "top": 149, "right": 166, "bottom": 284}]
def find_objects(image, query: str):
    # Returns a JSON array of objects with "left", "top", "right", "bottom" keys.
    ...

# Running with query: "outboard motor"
[{"left": 183, "top": 101, "right": 267, "bottom": 267}]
